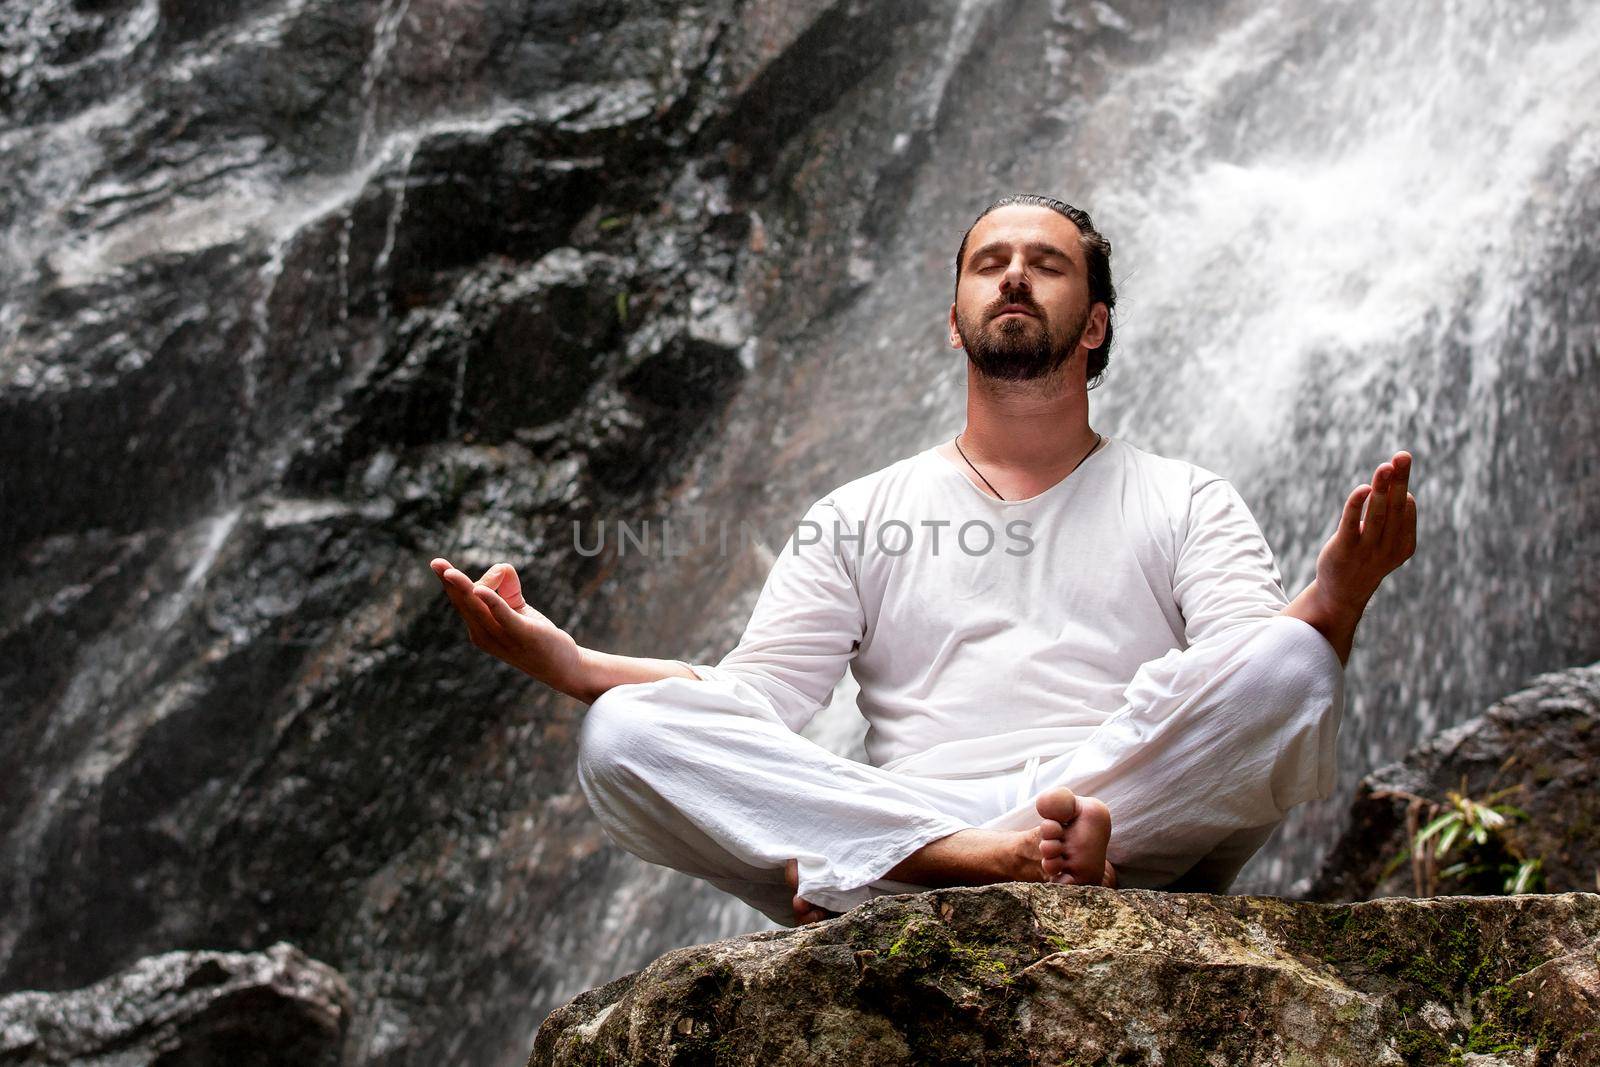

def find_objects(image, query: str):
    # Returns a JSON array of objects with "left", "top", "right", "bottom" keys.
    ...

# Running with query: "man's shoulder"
[
  {"left": 1112, "top": 437, "right": 1226, "bottom": 494},
  {"left": 812, "top": 448, "right": 937, "bottom": 519}
]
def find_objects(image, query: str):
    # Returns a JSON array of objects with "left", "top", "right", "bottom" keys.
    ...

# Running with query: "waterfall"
[
  {"left": 1, "top": 1, "right": 1594, "bottom": 1063},
  {"left": 778, "top": 0, "right": 1600, "bottom": 893}
]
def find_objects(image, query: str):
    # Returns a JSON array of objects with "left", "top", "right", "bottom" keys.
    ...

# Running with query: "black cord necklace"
[{"left": 953, "top": 431, "right": 1102, "bottom": 501}]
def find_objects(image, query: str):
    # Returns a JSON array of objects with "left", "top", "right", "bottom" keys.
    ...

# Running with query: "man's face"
[{"left": 948, "top": 205, "right": 1105, "bottom": 383}]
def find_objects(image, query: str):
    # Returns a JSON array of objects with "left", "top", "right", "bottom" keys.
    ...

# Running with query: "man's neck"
[{"left": 956, "top": 364, "right": 1096, "bottom": 477}]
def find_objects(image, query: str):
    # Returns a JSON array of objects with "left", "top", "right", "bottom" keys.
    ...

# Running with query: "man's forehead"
[{"left": 965, "top": 205, "right": 1083, "bottom": 262}]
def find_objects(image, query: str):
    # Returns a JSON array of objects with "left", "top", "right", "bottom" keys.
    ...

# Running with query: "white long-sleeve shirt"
[{"left": 686, "top": 435, "right": 1291, "bottom": 778}]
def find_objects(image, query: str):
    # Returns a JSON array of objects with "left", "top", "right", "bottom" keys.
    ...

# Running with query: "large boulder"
[
  {"left": 0, "top": 941, "right": 350, "bottom": 1066},
  {"left": 1307, "top": 662, "right": 1600, "bottom": 903},
  {"left": 529, "top": 882, "right": 1600, "bottom": 1066}
]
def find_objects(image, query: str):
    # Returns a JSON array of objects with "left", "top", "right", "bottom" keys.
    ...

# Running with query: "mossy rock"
[{"left": 529, "top": 884, "right": 1600, "bottom": 1066}]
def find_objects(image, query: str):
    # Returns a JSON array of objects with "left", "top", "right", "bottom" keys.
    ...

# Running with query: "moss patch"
[{"left": 885, "top": 916, "right": 1015, "bottom": 986}]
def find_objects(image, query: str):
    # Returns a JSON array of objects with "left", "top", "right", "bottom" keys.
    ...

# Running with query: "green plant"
[{"left": 1377, "top": 783, "right": 1544, "bottom": 897}]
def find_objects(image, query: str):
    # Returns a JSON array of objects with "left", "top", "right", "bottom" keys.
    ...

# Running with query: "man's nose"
[{"left": 1002, "top": 257, "right": 1032, "bottom": 293}]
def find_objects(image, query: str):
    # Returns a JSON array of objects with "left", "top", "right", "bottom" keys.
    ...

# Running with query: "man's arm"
[
  {"left": 430, "top": 494, "right": 867, "bottom": 721},
  {"left": 430, "top": 558, "right": 698, "bottom": 705},
  {"left": 1279, "top": 452, "right": 1417, "bottom": 667},
  {"left": 685, "top": 497, "right": 867, "bottom": 733},
  {"left": 1171, "top": 476, "right": 1292, "bottom": 644},
  {"left": 1171, "top": 452, "right": 1417, "bottom": 667}
]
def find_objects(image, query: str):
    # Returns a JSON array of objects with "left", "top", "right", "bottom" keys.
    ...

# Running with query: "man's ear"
[
  {"left": 1080, "top": 302, "right": 1108, "bottom": 352},
  {"left": 948, "top": 303, "right": 963, "bottom": 349}
]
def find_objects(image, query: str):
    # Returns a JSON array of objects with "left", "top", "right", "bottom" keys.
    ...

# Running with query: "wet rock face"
[
  {"left": 1308, "top": 662, "right": 1600, "bottom": 903},
  {"left": 0, "top": 942, "right": 350, "bottom": 1066},
  {"left": 529, "top": 882, "right": 1600, "bottom": 1067},
  {"left": 0, "top": 0, "right": 970, "bottom": 1063}
]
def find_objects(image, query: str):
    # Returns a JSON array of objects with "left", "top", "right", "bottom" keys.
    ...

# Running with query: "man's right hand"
[{"left": 430, "top": 557, "right": 585, "bottom": 695}]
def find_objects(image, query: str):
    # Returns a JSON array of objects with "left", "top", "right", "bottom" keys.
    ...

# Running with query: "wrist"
[
  {"left": 562, "top": 646, "right": 604, "bottom": 704},
  {"left": 1282, "top": 581, "right": 1363, "bottom": 667},
  {"left": 1312, "top": 576, "right": 1374, "bottom": 616}
]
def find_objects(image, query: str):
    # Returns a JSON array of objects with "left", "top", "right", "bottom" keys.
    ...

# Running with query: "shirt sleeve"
[
  {"left": 1171, "top": 476, "right": 1289, "bottom": 645},
  {"left": 682, "top": 497, "right": 866, "bottom": 733}
]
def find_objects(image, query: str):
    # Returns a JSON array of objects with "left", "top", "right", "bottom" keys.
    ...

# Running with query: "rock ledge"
[
  {"left": 0, "top": 942, "right": 350, "bottom": 1066},
  {"left": 531, "top": 883, "right": 1600, "bottom": 1066}
]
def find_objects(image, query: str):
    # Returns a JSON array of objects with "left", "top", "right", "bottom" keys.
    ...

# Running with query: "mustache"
[{"left": 989, "top": 300, "right": 1042, "bottom": 319}]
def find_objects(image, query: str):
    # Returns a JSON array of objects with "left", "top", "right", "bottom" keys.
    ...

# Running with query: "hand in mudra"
[
  {"left": 430, "top": 557, "right": 581, "bottom": 687},
  {"left": 1316, "top": 451, "right": 1418, "bottom": 608}
]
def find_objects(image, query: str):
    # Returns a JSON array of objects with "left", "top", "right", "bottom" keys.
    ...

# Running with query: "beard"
[{"left": 956, "top": 299, "right": 1089, "bottom": 382}]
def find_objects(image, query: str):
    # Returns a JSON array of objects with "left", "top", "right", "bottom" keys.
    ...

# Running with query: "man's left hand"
[{"left": 1315, "top": 450, "right": 1418, "bottom": 609}]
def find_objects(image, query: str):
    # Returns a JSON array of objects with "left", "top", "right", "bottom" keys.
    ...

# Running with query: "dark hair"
[{"left": 954, "top": 193, "right": 1115, "bottom": 388}]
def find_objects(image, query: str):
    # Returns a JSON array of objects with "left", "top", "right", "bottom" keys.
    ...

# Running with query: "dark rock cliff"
[{"left": 1, "top": 1, "right": 964, "bottom": 1062}]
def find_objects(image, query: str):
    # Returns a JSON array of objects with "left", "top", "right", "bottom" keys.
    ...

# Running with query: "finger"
[
  {"left": 440, "top": 566, "right": 477, "bottom": 599},
  {"left": 494, "top": 564, "right": 528, "bottom": 611},
  {"left": 430, "top": 557, "right": 452, "bottom": 577},
  {"left": 475, "top": 564, "right": 511, "bottom": 599},
  {"left": 474, "top": 585, "right": 531, "bottom": 635},
  {"left": 1390, "top": 451, "right": 1412, "bottom": 496},
  {"left": 1400, "top": 492, "right": 1417, "bottom": 559},
  {"left": 441, "top": 568, "right": 506, "bottom": 636},
  {"left": 1379, "top": 476, "right": 1410, "bottom": 554},
  {"left": 1364, "top": 462, "right": 1393, "bottom": 542},
  {"left": 1386, "top": 452, "right": 1411, "bottom": 530},
  {"left": 1337, "top": 484, "right": 1370, "bottom": 542},
  {"left": 441, "top": 588, "right": 509, "bottom": 656},
  {"left": 1375, "top": 452, "right": 1411, "bottom": 552},
  {"left": 476, "top": 563, "right": 528, "bottom": 612}
]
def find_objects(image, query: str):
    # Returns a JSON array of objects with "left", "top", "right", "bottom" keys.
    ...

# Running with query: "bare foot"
[
  {"left": 880, "top": 803, "right": 1119, "bottom": 890},
  {"left": 785, "top": 858, "right": 842, "bottom": 926},
  {"left": 1035, "top": 787, "right": 1113, "bottom": 886}
]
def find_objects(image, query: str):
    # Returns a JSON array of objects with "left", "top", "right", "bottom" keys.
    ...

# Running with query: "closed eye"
[{"left": 977, "top": 264, "right": 1061, "bottom": 273}]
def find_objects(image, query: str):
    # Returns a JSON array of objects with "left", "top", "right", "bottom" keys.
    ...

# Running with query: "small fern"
[{"left": 1376, "top": 782, "right": 1544, "bottom": 897}]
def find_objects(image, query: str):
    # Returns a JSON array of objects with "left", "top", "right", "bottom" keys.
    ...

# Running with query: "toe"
[
  {"left": 1079, "top": 795, "right": 1111, "bottom": 823},
  {"left": 793, "top": 897, "right": 833, "bottom": 925},
  {"left": 1035, "top": 786, "right": 1079, "bottom": 824}
]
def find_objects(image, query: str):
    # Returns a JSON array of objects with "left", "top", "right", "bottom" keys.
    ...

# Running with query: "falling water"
[
  {"left": 372, "top": 143, "right": 416, "bottom": 331},
  {"left": 354, "top": 0, "right": 413, "bottom": 161},
  {"left": 1, "top": 1, "right": 1595, "bottom": 1064},
  {"left": 766, "top": 0, "right": 1600, "bottom": 894}
]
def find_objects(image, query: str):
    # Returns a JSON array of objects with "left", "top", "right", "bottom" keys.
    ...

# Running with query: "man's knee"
[
  {"left": 577, "top": 685, "right": 659, "bottom": 785},
  {"left": 1241, "top": 618, "right": 1345, "bottom": 812}
]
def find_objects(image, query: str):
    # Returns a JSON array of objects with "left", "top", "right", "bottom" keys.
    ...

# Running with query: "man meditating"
[{"left": 430, "top": 194, "right": 1418, "bottom": 928}]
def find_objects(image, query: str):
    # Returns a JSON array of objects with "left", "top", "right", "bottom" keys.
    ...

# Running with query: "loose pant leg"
[
  {"left": 980, "top": 615, "right": 1345, "bottom": 890},
  {"left": 575, "top": 673, "right": 991, "bottom": 923}
]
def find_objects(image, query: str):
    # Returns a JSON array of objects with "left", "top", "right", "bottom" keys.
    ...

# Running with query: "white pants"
[{"left": 575, "top": 615, "right": 1343, "bottom": 926}]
